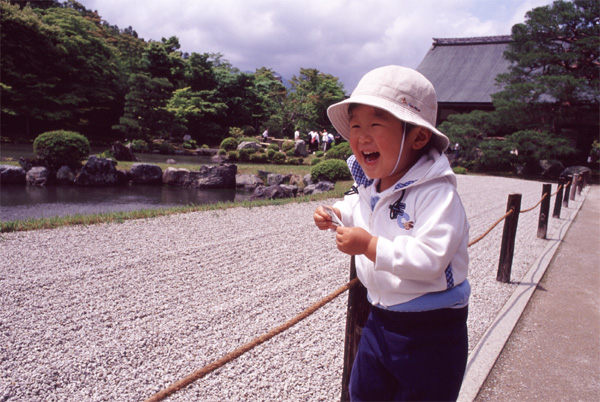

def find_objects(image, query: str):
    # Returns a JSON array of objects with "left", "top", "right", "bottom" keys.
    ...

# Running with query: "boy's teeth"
[{"left": 363, "top": 151, "right": 380, "bottom": 162}]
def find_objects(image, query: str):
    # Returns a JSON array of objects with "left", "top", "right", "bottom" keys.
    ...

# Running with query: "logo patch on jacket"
[{"left": 389, "top": 191, "right": 414, "bottom": 230}]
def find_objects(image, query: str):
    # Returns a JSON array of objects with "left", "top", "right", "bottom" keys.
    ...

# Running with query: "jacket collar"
[{"left": 347, "top": 155, "right": 416, "bottom": 191}]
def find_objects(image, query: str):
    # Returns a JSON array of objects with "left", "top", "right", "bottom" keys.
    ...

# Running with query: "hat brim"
[{"left": 327, "top": 95, "right": 450, "bottom": 153}]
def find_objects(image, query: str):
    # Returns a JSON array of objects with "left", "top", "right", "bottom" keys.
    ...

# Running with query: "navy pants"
[{"left": 349, "top": 306, "right": 468, "bottom": 401}]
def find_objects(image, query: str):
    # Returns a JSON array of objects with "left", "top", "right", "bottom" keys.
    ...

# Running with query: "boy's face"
[{"left": 348, "top": 105, "right": 413, "bottom": 187}]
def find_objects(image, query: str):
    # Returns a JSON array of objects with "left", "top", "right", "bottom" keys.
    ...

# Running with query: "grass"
[{"left": 0, "top": 179, "right": 353, "bottom": 233}]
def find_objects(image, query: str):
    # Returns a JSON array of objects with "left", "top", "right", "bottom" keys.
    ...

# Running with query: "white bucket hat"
[{"left": 327, "top": 65, "right": 449, "bottom": 153}]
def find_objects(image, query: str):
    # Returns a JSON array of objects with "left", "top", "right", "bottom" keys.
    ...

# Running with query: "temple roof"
[{"left": 417, "top": 35, "right": 513, "bottom": 104}]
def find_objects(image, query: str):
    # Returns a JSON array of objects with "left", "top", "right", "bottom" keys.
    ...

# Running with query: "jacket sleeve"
[{"left": 374, "top": 183, "right": 469, "bottom": 281}]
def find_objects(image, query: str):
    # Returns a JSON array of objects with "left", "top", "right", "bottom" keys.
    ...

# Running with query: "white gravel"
[{"left": 0, "top": 175, "right": 583, "bottom": 401}]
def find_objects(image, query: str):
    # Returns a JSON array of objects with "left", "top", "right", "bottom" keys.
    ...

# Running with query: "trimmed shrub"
[
  {"left": 453, "top": 166, "right": 468, "bottom": 175},
  {"left": 220, "top": 137, "right": 239, "bottom": 151},
  {"left": 239, "top": 148, "right": 252, "bottom": 162},
  {"left": 311, "top": 157, "right": 322, "bottom": 166},
  {"left": 311, "top": 159, "right": 351, "bottom": 182},
  {"left": 287, "top": 157, "right": 303, "bottom": 165},
  {"left": 227, "top": 151, "right": 239, "bottom": 161},
  {"left": 218, "top": 149, "right": 226, "bottom": 156},
  {"left": 268, "top": 143, "right": 280, "bottom": 151},
  {"left": 240, "top": 137, "right": 260, "bottom": 144},
  {"left": 33, "top": 130, "right": 91, "bottom": 170},
  {"left": 130, "top": 139, "right": 149, "bottom": 153},
  {"left": 250, "top": 153, "right": 268, "bottom": 163},
  {"left": 325, "top": 141, "right": 352, "bottom": 160},
  {"left": 315, "top": 150, "right": 324, "bottom": 158},
  {"left": 272, "top": 152, "right": 286, "bottom": 164},
  {"left": 281, "top": 140, "right": 295, "bottom": 152}
]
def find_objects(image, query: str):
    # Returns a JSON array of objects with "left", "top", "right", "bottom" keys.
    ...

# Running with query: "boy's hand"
[
  {"left": 335, "top": 226, "right": 377, "bottom": 261},
  {"left": 314, "top": 205, "right": 341, "bottom": 231}
]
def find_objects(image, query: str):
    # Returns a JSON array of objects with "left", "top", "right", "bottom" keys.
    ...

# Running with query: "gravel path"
[{"left": 0, "top": 175, "right": 581, "bottom": 401}]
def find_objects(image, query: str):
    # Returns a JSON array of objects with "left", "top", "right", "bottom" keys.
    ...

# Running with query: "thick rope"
[
  {"left": 551, "top": 184, "right": 562, "bottom": 197},
  {"left": 468, "top": 208, "right": 514, "bottom": 247},
  {"left": 144, "top": 278, "right": 360, "bottom": 402},
  {"left": 520, "top": 192, "right": 548, "bottom": 213}
]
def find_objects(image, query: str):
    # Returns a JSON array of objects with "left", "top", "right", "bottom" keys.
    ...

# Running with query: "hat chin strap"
[{"left": 387, "top": 123, "right": 406, "bottom": 178}]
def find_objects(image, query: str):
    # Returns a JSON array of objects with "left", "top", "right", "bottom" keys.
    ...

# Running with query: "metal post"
[
  {"left": 497, "top": 193, "right": 522, "bottom": 283},
  {"left": 537, "top": 184, "right": 551, "bottom": 239}
]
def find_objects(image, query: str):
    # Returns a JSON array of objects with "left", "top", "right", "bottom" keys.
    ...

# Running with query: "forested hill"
[{"left": 1, "top": 0, "right": 346, "bottom": 145}]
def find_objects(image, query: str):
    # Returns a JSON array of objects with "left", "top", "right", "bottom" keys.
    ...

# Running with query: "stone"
[
  {"left": 237, "top": 141, "right": 262, "bottom": 152},
  {"left": 251, "top": 184, "right": 298, "bottom": 200},
  {"left": 166, "top": 159, "right": 177, "bottom": 164},
  {"left": 130, "top": 163, "right": 163, "bottom": 184},
  {"left": 18, "top": 156, "right": 45, "bottom": 171},
  {"left": 184, "top": 164, "right": 237, "bottom": 189},
  {"left": 294, "top": 139, "right": 308, "bottom": 157},
  {"left": 0, "top": 165, "right": 27, "bottom": 185},
  {"left": 56, "top": 166, "right": 75, "bottom": 185},
  {"left": 267, "top": 173, "right": 285, "bottom": 186},
  {"left": 163, "top": 167, "right": 191, "bottom": 186},
  {"left": 26, "top": 166, "right": 51, "bottom": 186},
  {"left": 303, "top": 181, "right": 335, "bottom": 195},
  {"left": 538, "top": 159, "right": 565, "bottom": 178},
  {"left": 75, "top": 156, "right": 119, "bottom": 186},
  {"left": 236, "top": 173, "right": 264, "bottom": 190},
  {"left": 303, "top": 174, "right": 314, "bottom": 186},
  {"left": 288, "top": 174, "right": 304, "bottom": 187},
  {"left": 560, "top": 165, "right": 592, "bottom": 178},
  {"left": 195, "top": 148, "right": 219, "bottom": 156},
  {"left": 111, "top": 141, "right": 139, "bottom": 162},
  {"left": 211, "top": 154, "right": 228, "bottom": 164}
]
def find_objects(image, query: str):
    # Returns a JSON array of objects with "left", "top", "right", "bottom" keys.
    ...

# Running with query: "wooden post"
[
  {"left": 553, "top": 177, "right": 564, "bottom": 219},
  {"left": 497, "top": 193, "right": 521, "bottom": 283},
  {"left": 537, "top": 184, "right": 551, "bottom": 239},
  {"left": 563, "top": 176, "right": 571, "bottom": 208},
  {"left": 341, "top": 256, "right": 371, "bottom": 402},
  {"left": 577, "top": 174, "right": 583, "bottom": 195},
  {"left": 570, "top": 174, "right": 578, "bottom": 201}
]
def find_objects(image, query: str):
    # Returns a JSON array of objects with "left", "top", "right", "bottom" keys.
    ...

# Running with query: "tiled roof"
[{"left": 417, "top": 35, "right": 513, "bottom": 104}]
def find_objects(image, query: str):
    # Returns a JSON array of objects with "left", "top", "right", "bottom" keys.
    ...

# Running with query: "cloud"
[{"left": 79, "top": 0, "right": 555, "bottom": 92}]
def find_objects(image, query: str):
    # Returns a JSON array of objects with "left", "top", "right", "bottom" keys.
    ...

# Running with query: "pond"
[{"left": 0, "top": 144, "right": 254, "bottom": 222}]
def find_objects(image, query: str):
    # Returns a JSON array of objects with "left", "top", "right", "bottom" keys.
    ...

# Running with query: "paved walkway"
[{"left": 462, "top": 184, "right": 600, "bottom": 401}]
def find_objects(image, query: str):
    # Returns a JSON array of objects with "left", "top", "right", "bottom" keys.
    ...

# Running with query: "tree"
[
  {"left": 285, "top": 68, "right": 346, "bottom": 136},
  {"left": 113, "top": 73, "right": 174, "bottom": 141},
  {"left": 0, "top": 2, "right": 124, "bottom": 140},
  {"left": 493, "top": 0, "right": 599, "bottom": 160},
  {"left": 252, "top": 67, "right": 287, "bottom": 134}
]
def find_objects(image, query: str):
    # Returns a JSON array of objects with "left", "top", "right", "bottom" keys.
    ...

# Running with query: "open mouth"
[{"left": 362, "top": 151, "right": 380, "bottom": 163}]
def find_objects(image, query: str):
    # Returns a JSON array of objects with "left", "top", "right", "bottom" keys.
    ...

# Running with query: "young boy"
[{"left": 314, "top": 66, "right": 470, "bottom": 401}]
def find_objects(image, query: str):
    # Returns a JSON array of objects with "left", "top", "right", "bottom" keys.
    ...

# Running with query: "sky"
[{"left": 77, "top": 0, "right": 557, "bottom": 92}]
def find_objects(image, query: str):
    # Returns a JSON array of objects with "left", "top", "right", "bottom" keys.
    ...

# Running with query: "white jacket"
[{"left": 334, "top": 148, "right": 469, "bottom": 307}]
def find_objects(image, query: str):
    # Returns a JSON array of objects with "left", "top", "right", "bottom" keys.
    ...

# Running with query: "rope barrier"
[
  {"left": 551, "top": 183, "right": 564, "bottom": 197},
  {"left": 144, "top": 181, "right": 565, "bottom": 401},
  {"left": 468, "top": 208, "right": 514, "bottom": 247},
  {"left": 144, "top": 278, "right": 360, "bottom": 402},
  {"left": 520, "top": 192, "right": 548, "bottom": 213}
]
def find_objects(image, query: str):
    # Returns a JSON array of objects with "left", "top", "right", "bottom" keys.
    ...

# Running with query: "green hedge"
[
  {"left": 310, "top": 159, "right": 351, "bottom": 182},
  {"left": 33, "top": 130, "right": 91, "bottom": 169}
]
